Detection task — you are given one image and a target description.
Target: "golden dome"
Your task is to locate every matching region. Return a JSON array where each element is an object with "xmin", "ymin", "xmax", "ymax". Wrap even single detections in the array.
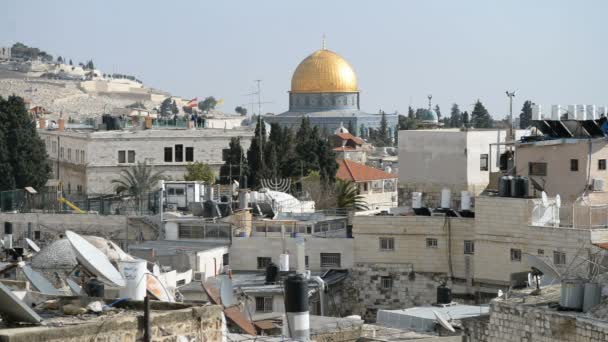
[{"xmin": 290, "ymin": 49, "xmax": 358, "ymax": 93}]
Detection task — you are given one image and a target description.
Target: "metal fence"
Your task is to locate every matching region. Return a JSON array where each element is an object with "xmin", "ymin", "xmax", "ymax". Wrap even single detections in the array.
[{"xmin": 0, "ymin": 189, "xmax": 161, "ymax": 215}]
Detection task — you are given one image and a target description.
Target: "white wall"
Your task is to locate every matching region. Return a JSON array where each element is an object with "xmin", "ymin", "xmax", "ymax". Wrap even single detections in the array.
[{"xmin": 196, "ymin": 246, "xmax": 230, "ymax": 280}]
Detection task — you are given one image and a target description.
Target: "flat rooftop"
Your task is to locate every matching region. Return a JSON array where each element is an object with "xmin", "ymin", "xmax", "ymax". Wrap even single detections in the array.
[{"xmin": 39, "ymin": 127, "xmax": 254, "ymax": 139}]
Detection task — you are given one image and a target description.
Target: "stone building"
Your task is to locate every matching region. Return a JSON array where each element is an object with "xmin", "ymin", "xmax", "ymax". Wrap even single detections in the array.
[
  {"xmin": 0, "ymin": 46, "xmax": 11, "ymax": 60},
  {"xmin": 336, "ymin": 159, "xmax": 398, "ymax": 209},
  {"xmin": 264, "ymin": 41, "xmax": 398, "ymax": 133},
  {"xmin": 38, "ymin": 121, "xmax": 253, "ymax": 194}
]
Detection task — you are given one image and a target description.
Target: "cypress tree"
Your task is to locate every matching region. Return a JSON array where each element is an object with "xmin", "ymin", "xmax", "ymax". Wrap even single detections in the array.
[
  {"xmin": 0, "ymin": 95, "xmax": 51, "ymax": 191},
  {"xmin": 246, "ymin": 116, "xmax": 268, "ymax": 187},
  {"xmin": 219, "ymin": 137, "xmax": 247, "ymax": 185},
  {"xmin": 449, "ymin": 103, "xmax": 462, "ymax": 128},
  {"xmin": 471, "ymin": 100, "xmax": 492, "ymax": 128},
  {"xmin": 519, "ymin": 100, "xmax": 532, "ymax": 129}
]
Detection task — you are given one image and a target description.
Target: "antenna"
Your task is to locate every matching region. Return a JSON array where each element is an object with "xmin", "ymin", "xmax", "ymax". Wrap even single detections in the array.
[
  {"xmin": 255, "ymin": 79, "xmax": 262, "ymax": 116},
  {"xmin": 506, "ymin": 90, "xmax": 517, "ymax": 140}
]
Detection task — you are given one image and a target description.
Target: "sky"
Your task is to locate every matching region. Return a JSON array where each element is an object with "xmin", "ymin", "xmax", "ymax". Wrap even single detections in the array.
[{"xmin": 1, "ymin": 0, "xmax": 607, "ymax": 119}]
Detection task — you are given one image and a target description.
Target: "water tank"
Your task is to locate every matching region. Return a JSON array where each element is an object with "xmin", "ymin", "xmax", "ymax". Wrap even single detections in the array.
[
  {"xmin": 436, "ymin": 285, "xmax": 452, "ymax": 304},
  {"xmin": 384, "ymin": 166, "xmax": 392, "ymax": 174},
  {"xmin": 117, "ymin": 259, "xmax": 147, "ymax": 300},
  {"xmin": 583, "ymin": 282, "xmax": 602, "ymax": 312},
  {"xmin": 560, "ymin": 279, "xmax": 584, "ymax": 310},
  {"xmin": 460, "ymin": 191, "xmax": 471, "ymax": 211},
  {"xmin": 511, "ymin": 176, "xmax": 527, "ymax": 198},
  {"xmin": 284, "ymin": 274, "xmax": 310, "ymax": 340},
  {"xmin": 499, "ymin": 176, "xmax": 513, "ymax": 197},
  {"xmin": 440, "ymin": 188, "xmax": 451, "ymax": 209},
  {"xmin": 84, "ymin": 278, "xmax": 105, "ymax": 298},
  {"xmin": 279, "ymin": 254, "xmax": 290, "ymax": 272},
  {"xmin": 551, "ymin": 104, "xmax": 562, "ymax": 120},
  {"xmin": 412, "ymin": 192, "xmax": 422, "ymax": 209},
  {"xmin": 265, "ymin": 262, "xmax": 279, "ymax": 284}
]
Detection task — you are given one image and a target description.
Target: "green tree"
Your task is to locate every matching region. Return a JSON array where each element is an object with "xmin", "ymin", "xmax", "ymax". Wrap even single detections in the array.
[
  {"xmin": 160, "ymin": 98, "xmax": 173, "ymax": 117},
  {"xmin": 0, "ymin": 96, "xmax": 51, "ymax": 191},
  {"xmin": 407, "ymin": 106, "xmax": 415, "ymax": 119},
  {"xmin": 198, "ymin": 96, "xmax": 218, "ymax": 113},
  {"xmin": 111, "ymin": 161, "xmax": 164, "ymax": 214},
  {"xmin": 316, "ymin": 135, "xmax": 338, "ymax": 184},
  {"xmin": 220, "ymin": 137, "xmax": 247, "ymax": 185},
  {"xmin": 85, "ymin": 60, "xmax": 95, "ymax": 70},
  {"xmin": 471, "ymin": 100, "xmax": 492, "ymax": 128},
  {"xmin": 184, "ymin": 162, "xmax": 215, "ymax": 183},
  {"xmin": 398, "ymin": 114, "xmax": 418, "ymax": 130},
  {"xmin": 394, "ymin": 125, "xmax": 399, "ymax": 144},
  {"xmin": 246, "ymin": 116, "xmax": 268, "ymax": 187},
  {"xmin": 376, "ymin": 110, "xmax": 390, "ymax": 147},
  {"xmin": 69, "ymin": 59, "xmax": 73, "ymax": 66},
  {"xmin": 519, "ymin": 100, "xmax": 533, "ymax": 129},
  {"xmin": 57, "ymin": 56, "xmax": 63, "ymax": 63},
  {"xmin": 171, "ymin": 100, "xmax": 179, "ymax": 115},
  {"xmin": 462, "ymin": 111, "xmax": 470, "ymax": 128},
  {"xmin": 449, "ymin": 103, "xmax": 462, "ymax": 128},
  {"xmin": 235, "ymin": 106, "xmax": 247, "ymax": 116},
  {"xmin": 335, "ymin": 180, "xmax": 368, "ymax": 211}
]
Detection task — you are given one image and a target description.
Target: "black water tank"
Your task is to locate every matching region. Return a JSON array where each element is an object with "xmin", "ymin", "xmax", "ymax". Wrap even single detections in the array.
[
  {"xmin": 284, "ymin": 274, "xmax": 308, "ymax": 313},
  {"xmin": 4, "ymin": 222, "xmax": 12, "ymax": 235},
  {"xmin": 85, "ymin": 278, "xmax": 105, "ymax": 297},
  {"xmin": 437, "ymin": 285, "xmax": 452, "ymax": 304},
  {"xmin": 511, "ymin": 176, "xmax": 528, "ymax": 198},
  {"xmin": 265, "ymin": 262, "xmax": 279, "ymax": 284},
  {"xmin": 499, "ymin": 176, "xmax": 512, "ymax": 197},
  {"xmin": 520, "ymin": 177, "xmax": 529, "ymax": 198}
]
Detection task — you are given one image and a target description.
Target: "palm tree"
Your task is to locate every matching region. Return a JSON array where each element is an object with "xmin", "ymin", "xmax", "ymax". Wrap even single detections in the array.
[
  {"xmin": 112, "ymin": 161, "xmax": 165, "ymax": 214},
  {"xmin": 335, "ymin": 180, "xmax": 368, "ymax": 211}
]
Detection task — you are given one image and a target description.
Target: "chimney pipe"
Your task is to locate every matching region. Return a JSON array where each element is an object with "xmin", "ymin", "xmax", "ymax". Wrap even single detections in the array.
[
  {"xmin": 144, "ymin": 116, "xmax": 153, "ymax": 129},
  {"xmin": 57, "ymin": 118, "xmax": 65, "ymax": 131}
]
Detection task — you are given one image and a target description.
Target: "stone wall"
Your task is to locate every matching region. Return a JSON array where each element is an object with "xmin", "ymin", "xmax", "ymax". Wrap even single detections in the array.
[
  {"xmin": 0, "ymin": 305, "xmax": 225, "ymax": 342},
  {"xmin": 463, "ymin": 301, "xmax": 608, "ymax": 342}
]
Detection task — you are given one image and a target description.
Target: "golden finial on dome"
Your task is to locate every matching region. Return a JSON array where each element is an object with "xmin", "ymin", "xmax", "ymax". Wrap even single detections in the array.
[{"xmin": 322, "ymin": 33, "xmax": 326, "ymax": 50}]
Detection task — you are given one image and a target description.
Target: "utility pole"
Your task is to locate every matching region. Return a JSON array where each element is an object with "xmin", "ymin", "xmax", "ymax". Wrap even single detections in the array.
[
  {"xmin": 506, "ymin": 90, "xmax": 517, "ymax": 140},
  {"xmin": 255, "ymin": 79, "xmax": 262, "ymax": 116}
]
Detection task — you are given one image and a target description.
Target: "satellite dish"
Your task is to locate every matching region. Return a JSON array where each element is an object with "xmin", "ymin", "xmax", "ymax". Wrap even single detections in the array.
[
  {"xmin": 65, "ymin": 231, "xmax": 126, "ymax": 287},
  {"xmin": 497, "ymin": 289, "xmax": 504, "ymax": 299},
  {"xmin": 21, "ymin": 265, "xmax": 63, "ymax": 295},
  {"xmin": 67, "ymin": 278, "xmax": 82, "ymax": 295},
  {"xmin": 146, "ymin": 273, "xmax": 174, "ymax": 302},
  {"xmin": 219, "ymin": 275, "xmax": 234, "ymax": 306},
  {"xmin": 555, "ymin": 194, "xmax": 561, "ymax": 208},
  {"xmin": 0, "ymin": 282, "xmax": 42, "ymax": 324},
  {"xmin": 433, "ymin": 310, "xmax": 455, "ymax": 333},
  {"xmin": 541, "ymin": 192, "xmax": 549, "ymax": 208},
  {"xmin": 526, "ymin": 253, "xmax": 561, "ymax": 286},
  {"xmin": 25, "ymin": 238, "xmax": 41, "ymax": 253}
]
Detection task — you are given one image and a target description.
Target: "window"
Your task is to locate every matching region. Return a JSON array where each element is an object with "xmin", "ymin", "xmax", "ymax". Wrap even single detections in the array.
[
  {"xmin": 510, "ymin": 248, "xmax": 522, "ymax": 262},
  {"xmin": 599, "ymin": 159, "xmax": 607, "ymax": 171},
  {"xmin": 118, "ymin": 150, "xmax": 126, "ymax": 163},
  {"xmin": 34, "ymin": 231, "xmax": 41, "ymax": 240},
  {"xmin": 381, "ymin": 276, "xmax": 393, "ymax": 289},
  {"xmin": 52, "ymin": 141, "xmax": 57, "ymax": 153},
  {"xmin": 480, "ymin": 154, "xmax": 488, "ymax": 171},
  {"xmin": 426, "ymin": 238, "xmax": 438, "ymax": 248},
  {"xmin": 379, "ymin": 237, "xmax": 395, "ymax": 251},
  {"xmin": 257, "ymin": 257, "xmax": 271, "ymax": 270},
  {"xmin": 128, "ymin": 150, "xmax": 135, "ymax": 163},
  {"xmin": 529, "ymin": 162, "xmax": 547, "ymax": 176},
  {"xmin": 320, "ymin": 253, "xmax": 341, "ymax": 268},
  {"xmin": 175, "ymin": 188, "xmax": 185, "ymax": 195},
  {"xmin": 554, "ymin": 251, "xmax": 566, "ymax": 265},
  {"xmin": 223, "ymin": 253, "xmax": 229, "ymax": 266},
  {"xmin": 164, "ymin": 147, "xmax": 173, "ymax": 162},
  {"xmin": 75, "ymin": 149, "xmax": 79, "ymax": 162},
  {"xmin": 81, "ymin": 150, "xmax": 85, "ymax": 163},
  {"xmin": 538, "ymin": 249, "xmax": 544, "ymax": 255},
  {"xmin": 67, "ymin": 148, "xmax": 71, "ymax": 161},
  {"xmin": 570, "ymin": 159, "xmax": 579, "ymax": 172},
  {"xmin": 305, "ymin": 256, "xmax": 309, "ymax": 269},
  {"xmin": 60, "ymin": 147, "xmax": 64, "ymax": 159},
  {"xmin": 185, "ymin": 147, "xmax": 194, "ymax": 162},
  {"xmin": 464, "ymin": 240, "xmax": 475, "ymax": 255},
  {"xmin": 175, "ymin": 144, "xmax": 183, "ymax": 162},
  {"xmin": 255, "ymin": 296, "xmax": 273, "ymax": 312}
]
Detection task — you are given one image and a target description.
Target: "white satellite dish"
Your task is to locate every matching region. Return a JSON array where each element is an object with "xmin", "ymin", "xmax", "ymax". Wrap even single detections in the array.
[
  {"xmin": 526, "ymin": 253, "xmax": 561, "ymax": 286},
  {"xmin": 219, "ymin": 275, "xmax": 234, "ymax": 306},
  {"xmin": 65, "ymin": 231, "xmax": 126, "ymax": 287},
  {"xmin": 433, "ymin": 310, "xmax": 455, "ymax": 333},
  {"xmin": 25, "ymin": 238, "xmax": 41, "ymax": 253},
  {"xmin": 541, "ymin": 191, "xmax": 549, "ymax": 208},
  {"xmin": 0, "ymin": 282, "xmax": 42, "ymax": 324},
  {"xmin": 21, "ymin": 265, "xmax": 63, "ymax": 295},
  {"xmin": 146, "ymin": 273, "xmax": 174, "ymax": 302},
  {"xmin": 555, "ymin": 194, "xmax": 561, "ymax": 208},
  {"xmin": 497, "ymin": 289, "xmax": 504, "ymax": 299},
  {"xmin": 67, "ymin": 278, "xmax": 82, "ymax": 295}
]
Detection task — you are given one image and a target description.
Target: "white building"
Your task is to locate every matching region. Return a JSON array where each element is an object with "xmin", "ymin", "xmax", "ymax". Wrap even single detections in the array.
[{"xmin": 38, "ymin": 122, "xmax": 253, "ymax": 194}]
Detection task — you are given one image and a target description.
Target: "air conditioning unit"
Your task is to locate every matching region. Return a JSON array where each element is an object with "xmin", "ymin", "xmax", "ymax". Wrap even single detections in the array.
[
  {"xmin": 193, "ymin": 272, "xmax": 204, "ymax": 281},
  {"xmin": 592, "ymin": 179, "xmax": 605, "ymax": 192},
  {"xmin": 166, "ymin": 203, "xmax": 178, "ymax": 211}
]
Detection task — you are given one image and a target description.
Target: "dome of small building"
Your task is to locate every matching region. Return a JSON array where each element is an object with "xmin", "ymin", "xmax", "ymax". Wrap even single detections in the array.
[
  {"xmin": 335, "ymin": 122, "xmax": 349, "ymax": 134},
  {"xmin": 291, "ymin": 49, "xmax": 358, "ymax": 93},
  {"xmin": 419, "ymin": 109, "xmax": 439, "ymax": 124}
]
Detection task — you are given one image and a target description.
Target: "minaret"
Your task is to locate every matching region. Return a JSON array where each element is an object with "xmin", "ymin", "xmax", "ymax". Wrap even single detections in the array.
[{"xmin": 427, "ymin": 94, "xmax": 433, "ymax": 110}]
